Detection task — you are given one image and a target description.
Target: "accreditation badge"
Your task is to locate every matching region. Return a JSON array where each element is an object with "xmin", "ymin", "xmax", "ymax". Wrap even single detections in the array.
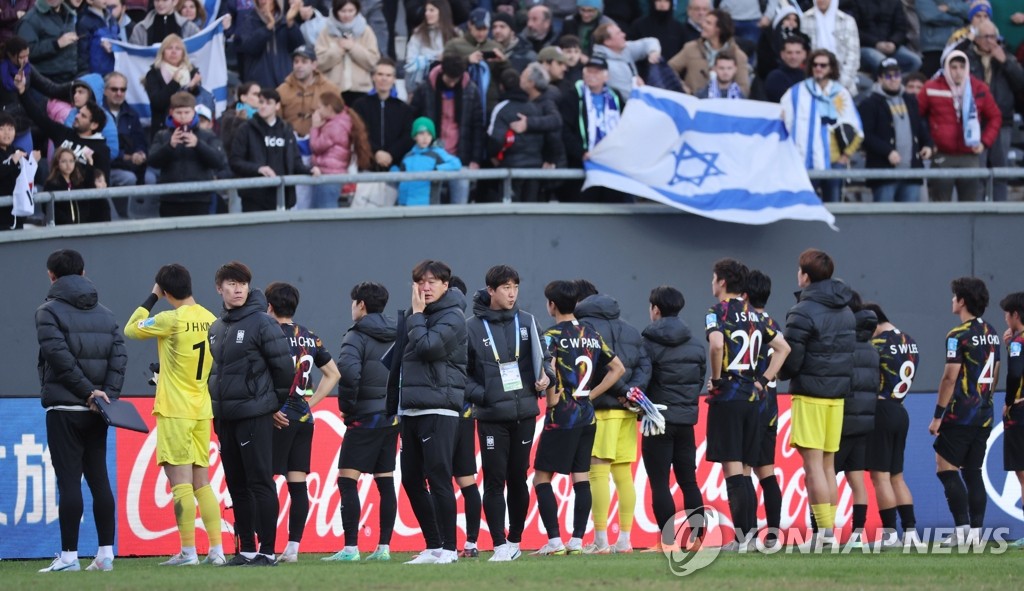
[{"xmin": 499, "ymin": 362, "xmax": 524, "ymax": 392}]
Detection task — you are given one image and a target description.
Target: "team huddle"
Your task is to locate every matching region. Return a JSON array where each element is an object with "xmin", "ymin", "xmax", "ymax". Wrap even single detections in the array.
[{"xmin": 32, "ymin": 248, "xmax": 1024, "ymax": 571}]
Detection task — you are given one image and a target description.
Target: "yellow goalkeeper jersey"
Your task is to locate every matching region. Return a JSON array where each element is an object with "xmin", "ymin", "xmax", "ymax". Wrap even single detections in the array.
[{"xmin": 126, "ymin": 304, "xmax": 216, "ymax": 420}]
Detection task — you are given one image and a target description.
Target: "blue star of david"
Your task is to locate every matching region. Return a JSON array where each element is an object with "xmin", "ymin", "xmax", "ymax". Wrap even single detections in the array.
[{"xmin": 668, "ymin": 142, "xmax": 723, "ymax": 187}]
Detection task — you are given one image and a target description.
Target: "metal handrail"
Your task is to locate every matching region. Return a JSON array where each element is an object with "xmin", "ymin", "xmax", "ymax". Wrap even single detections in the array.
[{"xmin": 2, "ymin": 167, "xmax": 1022, "ymax": 226}]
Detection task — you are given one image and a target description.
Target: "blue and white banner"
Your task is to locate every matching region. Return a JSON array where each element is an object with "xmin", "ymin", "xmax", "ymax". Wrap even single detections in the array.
[
  {"xmin": 584, "ymin": 87, "xmax": 835, "ymax": 228},
  {"xmin": 110, "ymin": 16, "xmax": 229, "ymax": 126}
]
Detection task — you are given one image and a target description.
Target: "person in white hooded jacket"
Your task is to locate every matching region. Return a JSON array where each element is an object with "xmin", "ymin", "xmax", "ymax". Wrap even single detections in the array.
[{"xmin": 800, "ymin": 0, "xmax": 860, "ymax": 95}]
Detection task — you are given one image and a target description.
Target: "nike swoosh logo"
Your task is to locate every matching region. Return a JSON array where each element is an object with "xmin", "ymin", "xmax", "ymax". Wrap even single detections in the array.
[
  {"xmin": 422, "ymin": 437, "xmax": 431, "ymax": 442},
  {"xmin": 521, "ymin": 440, "xmax": 532, "ymax": 445},
  {"xmin": 240, "ymin": 440, "xmax": 251, "ymax": 447}
]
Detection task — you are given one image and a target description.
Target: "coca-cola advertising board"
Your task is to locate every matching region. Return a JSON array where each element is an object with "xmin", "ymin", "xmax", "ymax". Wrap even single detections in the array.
[{"xmin": 1, "ymin": 395, "xmax": 1021, "ymax": 558}]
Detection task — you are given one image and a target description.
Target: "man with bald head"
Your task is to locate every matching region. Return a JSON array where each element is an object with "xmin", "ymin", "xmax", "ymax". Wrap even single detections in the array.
[
  {"xmin": 525, "ymin": 5, "xmax": 558, "ymax": 52},
  {"xmin": 683, "ymin": 0, "xmax": 710, "ymax": 45},
  {"xmin": 959, "ymin": 20, "xmax": 1024, "ymax": 201}
]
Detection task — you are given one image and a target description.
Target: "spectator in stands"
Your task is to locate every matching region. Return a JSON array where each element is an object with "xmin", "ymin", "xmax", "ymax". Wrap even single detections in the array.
[
  {"xmin": 0, "ymin": 112, "xmax": 25, "ymax": 230},
  {"xmin": 42, "ymin": 147, "xmax": 95, "ymax": 224},
  {"xmin": 946, "ymin": 0, "xmax": 991, "ymax": 49},
  {"xmin": 277, "ymin": 45, "xmax": 340, "ymax": 139},
  {"xmin": 17, "ymin": 0, "xmax": 78, "ymax": 83},
  {"xmin": 230, "ymin": 88, "xmax": 320, "ymax": 211},
  {"xmin": 764, "ymin": 32, "xmax": 809, "ymax": 102},
  {"xmin": 1, "ymin": 36, "xmax": 71, "ymax": 153},
  {"xmin": 220, "ymin": 81, "xmax": 260, "ymax": 159},
  {"xmin": 108, "ymin": 0, "xmax": 134, "ymax": 44},
  {"xmin": 491, "ymin": 12, "xmax": 536, "ymax": 73},
  {"xmin": 317, "ymin": 0, "xmax": 382, "ymax": 106},
  {"xmin": 77, "ymin": 0, "xmax": 121, "ymax": 76},
  {"xmin": 561, "ymin": 0, "xmax": 614, "ymax": 57},
  {"xmin": 445, "ymin": 8, "xmax": 510, "ymax": 118},
  {"xmin": 904, "ymin": 71, "xmax": 927, "ymax": 94},
  {"xmin": 756, "ymin": 1, "xmax": 801, "ymax": 81},
  {"xmin": 800, "ymin": 0, "xmax": 859, "ymax": 96},
  {"xmin": 144, "ymin": 34, "xmax": 202, "ymax": 140},
  {"xmin": 858, "ymin": 58, "xmax": 933, "ymax": 202},
  {"xmin": 525, "ymin": 5, "xmax": 558, "ymax": 53},
  {"xmin": 718, "ymin": 0, "xmax": 778, "ymax": 46},
  {"xmin": 129, "ymin": 0, "xmax": 200, "ymax": 45},
  {"xmin": 409, "ymin": 52, "xmax": 483, "ymax": 203},
  {"xmin": 148, "ymin": 91, "xmax": 228, "ymax": 217},
  {"xmin": 309, "ymin": 92, "xmax": 372, "ymax": 207},
  {"xmin": 845, "ymin": 0, "xmax": 922, "ymax": 76},
  {"xmin": 916, "ymin": 50, "xmax": 1001, "ymax": 201},
  {"xmin": 352, "ymin": 58, "xmax": 414, "ymax": 172},
  {"xmin": 538, "ymin": 46, "xmax": 568, "ymax": 100},
  {"xmin": 592, "ymin": 23, "xmax": 660, "ymax": 100},
  {"xmin": 0, "ymin": 0, "xmax": 33, "ymax": 43},
  {"xmin": 557, "ymin": 34, "xmax": 584, "ymax": 90},
  {"xmin": 781, "ymin": 49, "xmax": 862, "ymax": 202},
  {"xmin": 917, "ymin": 0, "xmax": 969, "ymax": 76},
  {"xmin": 958, "ymin": 20, "xmax": 1024, "ymax": 201},
  {"xmin": 519, "ymin": 61, "xmax": 566, "ymax": 161},
  {"xmin": 680, "ymin": 0, "xmax": 709, "ymax": 46},
  {"xmin": 696, "ymin": 52, "xmax": 746, "ymax": 98},
  {"xmin": 404, "ymin": 0, "xmax": 457, "ymax": 98},
  {"xmin": 177, "ymin": 0, "xmax": 207, "ymax": 27},
  {"xmin": 394, "ymin": 115, "xmax": 463, "ymax": 206},
  {"xmin": 104, "ymin": 71, "xmax": 152, "ymax": 190},
  {"xmin": 669, "ymin": 9, "xmax": 751, "ymax": 96},
  {"xmin": 287, "ymin": 0, "xmax": 323, "ymax": 46},
  {"xmin": 237, "ymin": 0, "xmax": 304, "ymax": 89},
  {"xmin": 631, "ymin": 0, "xmax": 687, "ymax": 77},
  {"xmin": 559, "ymin": 56, "xmax": 624, "ymax": 202},
  {"xmin": 63, "ymin": 75, "xmax": 120, "ymax": 171}
]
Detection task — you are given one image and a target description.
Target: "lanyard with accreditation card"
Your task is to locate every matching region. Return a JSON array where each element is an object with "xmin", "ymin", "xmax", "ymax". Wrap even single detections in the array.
[{"xmin": 482, "ymin": 315, "xmax": 523, "ymax": 392}]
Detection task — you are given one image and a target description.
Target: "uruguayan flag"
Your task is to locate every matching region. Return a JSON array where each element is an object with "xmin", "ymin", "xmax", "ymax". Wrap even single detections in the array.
[
  {"xmin": 584, "ymin": 87, "xmax": 835, "ymax": 228},
  {"xmin": 110, "ymin": 16, "xmax": 229, "ymax": 126}
]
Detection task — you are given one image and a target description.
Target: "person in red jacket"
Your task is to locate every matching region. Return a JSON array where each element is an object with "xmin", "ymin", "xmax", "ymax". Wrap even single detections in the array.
[{"xmin": 917, "ymin": 50, "xmax": 1001, "ymax": 202}]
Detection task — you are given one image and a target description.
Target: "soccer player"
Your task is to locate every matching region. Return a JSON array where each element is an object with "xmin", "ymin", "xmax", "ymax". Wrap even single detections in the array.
[
  {"xmin": 575, "ymin": 281, "xmax": 651, "ymax": 555},
  {"xmin": 36, "ymin": 249, "xmax": 126, "ymax": 573},
  {"xmin": 706, "ymin": 259, "xmax": 789, "ymax": 550},
  {"xmin": 779, "ymin": 249, "xmax": 855, "ymax": 547},
  {"xmin": 1000, "ymin": 292, "xmax": 1024, "ymax": 549},
  {"xmin": 124, "ymin": 264, "xmax": 225, "ymax": 566},
  {"xmin": 265, "ymin": 282, "xmax": 341, "ymax": 563},
  {"xmin": 397, "ymin": 260, "xmax": 468, "ymax": 565},
  {"xmin": 833, "ymin": 293, "xmax": 879, "ymax": 549},
  {"xmin": 323, "ymin": 282, "xmax": 399, "ymax": 562},
  {"xmin": 745, "ymin": 270, "xmax": 784, "ymax": 548},
  {"xmin": 533, "ymin": 280, "xmax": 625, "ymax": 556},
  {"xmin": 465, "ymin": 265, "xmax": 553, "ymax": 562},
  {"xmin": 930, "ymin": 277, "xmax": 1000, "ymax": 546},
  {"xmin": 640, "ymin": 286, "xmax": 706, "ymax": 551},
  {"xmin": 862, "ymin": 302, "xmax": 920, "ymax": 548},
  {"xmin": 207, "ymin": 262, "xmax": 295, "ymax": 566}
]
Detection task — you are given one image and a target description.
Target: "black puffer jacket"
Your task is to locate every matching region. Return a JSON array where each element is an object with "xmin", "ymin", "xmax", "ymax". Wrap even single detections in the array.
[
  {"xmin": 780, "ymin": 279, "xmax": 856, "ymax": 400},
  {"xmin": 399, "ymin": 288, "xmax": 468, "ymax": 413},
  {"xmin": 466, "ymin": 289, "xmax": 554, "ymax": 423},
  {"xmin": 36, "ymin": 275, "xmax": 126, "ymax": 408},
  {"xmin": 642, "ymin": 316, "xmax": 705, "ymax": 426},
  {"xmin": 576, "ymin": 294, "xmax": 651, "ymax": 409},
  {"xmin": 208, "ymin": 289, "xmax": 295, "ymax": 420},
  {"xmin": 337, "ymin": 312, "xmax": 397, "ymax": 422},
  {"xmin": 845, "ymin": 309, "xmax": 880, "ymax": 437},
  {"xmin": 148, "ymin": 125, "xmax": 227, "ymax": 203}
]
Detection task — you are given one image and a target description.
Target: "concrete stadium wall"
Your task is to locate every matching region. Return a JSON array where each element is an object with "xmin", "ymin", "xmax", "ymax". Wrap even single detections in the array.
[{"xmin": 0, "ymin": 203, "xmax": 1020, "ymax": 398}]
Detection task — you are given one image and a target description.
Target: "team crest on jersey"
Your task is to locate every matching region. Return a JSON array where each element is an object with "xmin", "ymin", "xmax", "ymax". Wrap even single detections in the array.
[
  {"xmin": 521, "ymin": 327, "xmax": 528, "ymax": 340},
  {"xmin": 947, "ymin": 337, "xmax": 958, "ymax": 359},
  {"xmin": 1011, "ymin": 342, "xmax": 1022, "ymax": 357},
  {"xmin": 236, "ymin": 329, "xmax": 246, "ymax": 343},
  {"xmin": 138, "ymin": 318, "xmax": 156, "ymax": 328},
  {"xmin": 705, "ymin": 313, "xmax": 717, "ymax": 330}
]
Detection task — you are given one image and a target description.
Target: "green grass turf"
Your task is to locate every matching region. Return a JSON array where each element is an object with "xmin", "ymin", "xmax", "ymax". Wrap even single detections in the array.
[{"xmin": 3, "ymin": 548, "xmax": 1022, "ymax": 591}]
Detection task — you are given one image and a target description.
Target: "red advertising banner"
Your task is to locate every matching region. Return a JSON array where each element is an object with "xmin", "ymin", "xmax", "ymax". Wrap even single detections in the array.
[{"xmin": 116, "ymin": 397, "xmax": 878, "ymax": 555}]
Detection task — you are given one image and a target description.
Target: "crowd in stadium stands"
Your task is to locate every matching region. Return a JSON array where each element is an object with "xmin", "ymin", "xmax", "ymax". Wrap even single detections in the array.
[{"xmin": 1, "ymin": 0, "xmax": 1023, "ymax": 226}]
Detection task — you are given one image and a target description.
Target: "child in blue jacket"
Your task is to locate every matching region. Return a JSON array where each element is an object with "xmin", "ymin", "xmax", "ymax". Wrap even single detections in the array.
[{"xmin": 393, "ymin": 116, "xmax": 461, "ymax": 206}]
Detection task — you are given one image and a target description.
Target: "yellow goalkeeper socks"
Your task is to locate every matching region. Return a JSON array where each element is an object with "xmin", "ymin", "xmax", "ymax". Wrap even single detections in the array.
[{"xmin": 195, "ymin": 484, "xmax": 223, "ymax": 547}]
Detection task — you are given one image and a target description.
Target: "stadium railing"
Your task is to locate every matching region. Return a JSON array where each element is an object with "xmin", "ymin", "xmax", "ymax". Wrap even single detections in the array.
[{"xmin": 1, "ymin": 167, "xmax": 1022, "ymax": 227}]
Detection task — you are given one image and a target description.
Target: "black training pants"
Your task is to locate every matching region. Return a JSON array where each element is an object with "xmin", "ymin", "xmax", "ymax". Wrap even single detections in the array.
[
  {"xmin": 401, "ymin": 414, "xmax": 458, "ymax": 551},
  {"xmin": 216, "ymin": 414, "xmax": 278, "ymax": 555}
]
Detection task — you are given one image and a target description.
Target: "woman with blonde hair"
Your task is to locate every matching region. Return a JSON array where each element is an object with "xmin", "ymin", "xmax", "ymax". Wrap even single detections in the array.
[
  {"xmin": 144, "ymin": 34, "xmax": 201, "ymax": 138},
  {"xmin": 316, "ymin": 0, "xmax": 381, "ymax": 106}
]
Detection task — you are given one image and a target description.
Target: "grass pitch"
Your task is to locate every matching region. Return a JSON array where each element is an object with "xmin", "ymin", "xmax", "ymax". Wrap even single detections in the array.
[{"xmin": 3, "ymin": 548, "xmax": 1021, "ymax": 591}]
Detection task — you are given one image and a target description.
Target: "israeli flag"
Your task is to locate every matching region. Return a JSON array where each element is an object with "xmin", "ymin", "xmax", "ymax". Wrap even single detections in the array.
[
  {"xmin": 110, "ymin": 16, "xmax": 229, "ymax": 127},
  {"xmin": 584, "ymin": 87, "xmax": 835, "ymax": 228}
]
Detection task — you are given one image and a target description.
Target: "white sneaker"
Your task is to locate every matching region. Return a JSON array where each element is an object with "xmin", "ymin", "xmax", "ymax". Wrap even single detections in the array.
[
  {"xmin": 405, "ymin": 549, "xmax": 444, "ymax": 564},
  {"xmin": 276, "ymin": 552, "xmax": 298, "ymax": 564},
  {"xmin": 85, "ymin": 557, "xmax": 113, "ymax": 571},
  {"xmin": 489, "ymin": 543, "xmax": 522, "ymax": 562},
  {"xmin": 38, "ymin": 555, "xmax": 80, "ymax": 573},
  {"xmin": 159, "ymin": 552, "xmax": 199, "ymax": 566},
  {"xmin": 201, "ymin": 552, "xmax": 227, "ymax": 566},
  {"xmin": 434, "ymin": 550, "xmax": 458, "ymax": 564},
  {"xmin": 531, "ymin": 541, "xmax": 567, "ymax": 556}
]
